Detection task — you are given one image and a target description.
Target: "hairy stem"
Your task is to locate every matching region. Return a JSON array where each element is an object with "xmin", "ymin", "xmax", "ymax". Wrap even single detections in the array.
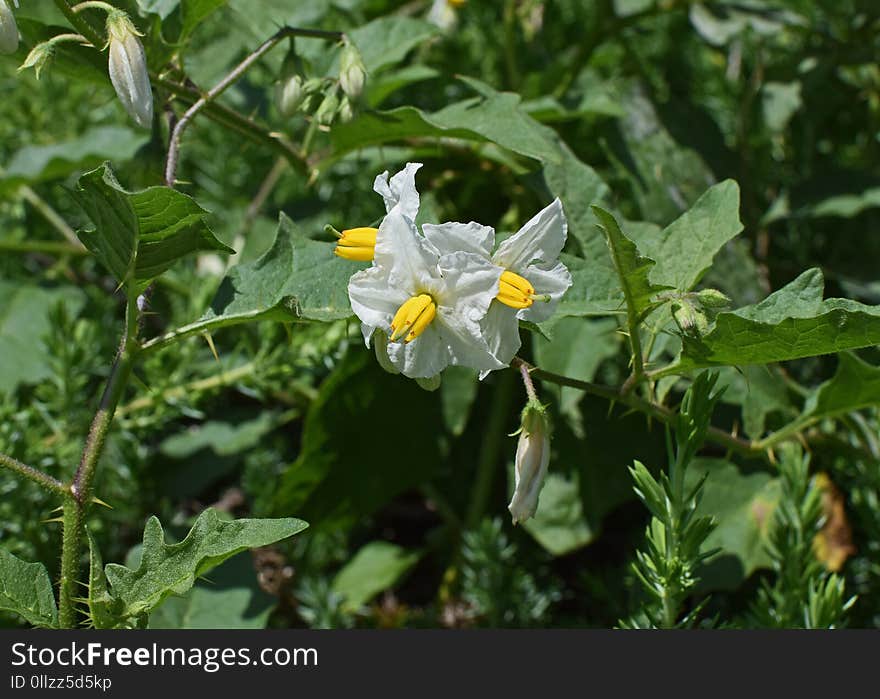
[
  {"xmin": 0, "ymin": 452, "xmax": 67, "ymax": 496},
  {"xmin": 164, "ymin": 26, "xmax": 343, "ymax": 187},
  {"xmin": 57, "ymin": 296, "xmax": 139, "ymax": 628}
]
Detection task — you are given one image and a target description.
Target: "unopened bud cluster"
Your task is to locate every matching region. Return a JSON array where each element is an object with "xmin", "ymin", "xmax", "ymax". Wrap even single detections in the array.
[
  {"xmin": 669, "ymin": 288, "xmax": 731, "ymax": 338},
  {"xmin": 275, "ymin": 37, "xmax": 365, "ymax": 127}
]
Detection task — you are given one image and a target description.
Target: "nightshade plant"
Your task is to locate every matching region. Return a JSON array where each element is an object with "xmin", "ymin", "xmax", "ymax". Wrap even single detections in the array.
[{"xmin": 0, "ymin": 0, "xmax": 877, "ymax": 629}]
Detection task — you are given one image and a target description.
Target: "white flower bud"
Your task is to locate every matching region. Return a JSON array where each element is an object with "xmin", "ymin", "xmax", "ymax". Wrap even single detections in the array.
[
  {"xmin": 508, "ymin": 400, "xmax": 551, "ymax": 525},
  {"xmin": 106, "ymin": 12, "xmax": 153, "ymax": 129},
  {"xmin": 338, "ymin": 40, "xmax": 365, "ymax": 100},
  {"xmin": 0, "ymin": 0, "xmax": 19, "ymax": 56},
  {"xmin": 276, "ymin": 74, "xmax": 305, "ymax": 117}
]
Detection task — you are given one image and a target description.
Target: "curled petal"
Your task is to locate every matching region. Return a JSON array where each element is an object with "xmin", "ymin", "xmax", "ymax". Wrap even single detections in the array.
[
  {"xmin": 479, "ymin": 302, "xmax": 522, "ymax": 379},
  {"xmin": 385, "ymin": 324, "xmax": 449, "ymax": 378},
  {"xmin": 373, "ymin": 162, "xmax": 423, "ymax": 221},
  {"xmin": 492, "ymin": 198, "xmax": 567, "ymax": 272},
  {"xmin": 373, "ymin": 206, "xmax": 440, "ymax": 294},
  {"xmin": 348, "ymin": 265, "xmax": 409, "ymax": 346},
  {"xmin": 518, "ymin": 261, "xmax": 573, "ymax": 324}
]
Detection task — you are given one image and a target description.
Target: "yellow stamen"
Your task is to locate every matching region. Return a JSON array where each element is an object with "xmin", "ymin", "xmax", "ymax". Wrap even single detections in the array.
[
  {"xmin": 390, "ymin": 294, "xmax": 436, "ymax": 343},
  {"xmin": 334, "ymin": 226, "xmax": 377, "ymax": 261},
  {"xmin": 448, "ymin": 0, "xmax": 467, "ymax": 7},
  {"xmin": 496, "ymin": 270, "xmax": 537, "ymax": 309}
]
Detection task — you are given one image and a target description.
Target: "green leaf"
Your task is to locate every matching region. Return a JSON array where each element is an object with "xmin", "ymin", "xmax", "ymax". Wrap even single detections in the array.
[
  {"xmin": 270, "ymin": 349, "xmax": 445, "ymax": 529},
  {"xmin": 592, "ymin": 206, "xmax": 670, "ymax": 322},
  {"xmin": 688, "ymin": 459, "xmax": 780, "ymax": 590},
  {"xmin": 148, "ymin": 556, "xmax": 275, "ymax": 629},
  {"xmin": 680, "ymin": 268, "xmax": 880, "ymax": 367},
  {"xmin": 1, "ymin": 127, "xmax": 147, "ymax": 193},
  {"xmin": 519, "ymin": 471, "xmax": 594, "ymax": 556},
  {"xmin": 87, "ymin": 530, "xmax": 123, "ymax": 630},
  {"xmin": 73, "ymin": 163, "xmax": 234, "ymax": 290},
  {"xmin": 803, "ymin": 353, "xmax": 880, "ymax": 420},
  {"xmin": 0, "ymin": 548, "xmax": 58, "ymax": 628},
  {"xmin": 331, "ymin": 541, "xmax": 420, "ymax": 612},
  {"xmin": 204, "ymin": 213, "xmax": 359, "ymax": 329},
  {"xmin": 0, "ymin": 282, "xmax": 85, "ymax": 395},
  {"xmin": 159, "ymin": 413, "xmax": 278, "ymax": 459},
  {"xmin": 180, "ymin": 0, "xmax": 228, "ymax": 39},
  {"xmin": 104, "ymin": 509, "xmax": 307, "ymax": 619},
  {"xmin": 348, "ymin": 17, "xmax": 437, "ymax": 74},
  {"xmin": 635, "ymin": 180, "xmax": 744, "ymax": 291}
]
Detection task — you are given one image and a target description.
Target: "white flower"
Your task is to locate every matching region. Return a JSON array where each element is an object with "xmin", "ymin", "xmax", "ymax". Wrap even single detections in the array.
[
  {"xmin": 107, "ymin": 12, "xmax": 153, "ymax": 129},
  {"xmin": 423, "ymin": 199, "xmax": 572, "ymax": 374},
  {"xmin": 509, "ymin": 400, "xmax": 551, "ymax": 525},
  {"xmin": 0, "ymin": 0, "xmax": 19, "ymax": 56},
  {"xmin": 428, "ymin": 0, "xmax": 466, "ymax": 30},
  {"xmin": 338, "ymin": 40, "xmax": 366, "ymax": 100},
  {"xmin": 348, "ymin": 205, "xmax": 504, "ymax": 378},
  {"xmin": 334, "ymin": 162, "xmax": 422, "ymax": 261}
]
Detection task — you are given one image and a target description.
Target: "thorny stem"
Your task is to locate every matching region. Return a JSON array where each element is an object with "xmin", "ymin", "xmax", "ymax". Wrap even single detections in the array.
[
  {"xmin": 58, "ymin": 295, "xmax": 140, "ymax": 628},
  {"xmin": 164, "ymin": 26, "xmax": 344, "ymax": 187},
  {"xmin": 0, "ymin": 452, "xmax": 66, "ymax": 496},
  {"xmin": 70, "ymin": 1, "xmax": 117, "ymax": 14}
]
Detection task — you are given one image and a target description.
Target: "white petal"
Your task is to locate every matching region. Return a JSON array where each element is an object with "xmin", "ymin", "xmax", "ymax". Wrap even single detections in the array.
[
  {"xmin": 436, "ymin": 307, "xmax": 506, "ymax": 373},
  {"xmin": 435, "ymin": 251, "xmax": 502, "ymax": 320},
  {"xmin": 479, "ymin": 301, "xmax": 521, "ymax": 378},
  {"xmin": 386, "ymin": 324, "xmax": 450, "ymax": 378},
  {"xmin": 422, "ymin": 221, "xmax": 495, "ymax": 258},
  {"xmin": 518, "ymin": 260, "xmax": 573, "ymax": 324},
  {"xmin": 492, "ymin": 198, "xmax": 567, "ymax": 271},
  {"xmin": 348, "ymin": 265, "xmax": 409, "ymax": 345},
  {"xmin": 373, "ymin": 162, "xmax": 423, "ymax": 221},
  {"xmin": 373, "ymin": 206, "xmax": 440, "ymax": 294}
]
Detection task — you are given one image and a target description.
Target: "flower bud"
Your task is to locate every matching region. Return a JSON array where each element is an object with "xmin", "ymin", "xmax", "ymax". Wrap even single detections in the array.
[
  {"xmin": 277, "ymin": 74, "xmax": 305, "ymax": 117},
  {"xmin": 695, "ymin": 288, "xmax": 732, "ymax": 310},
  {"xmin": 673, "ymin": 299, "xmax": 709, "ymax": 337},
  {"xmin": 106, "ymin": 12, "xmax": 153, "ymax": 129},
  {"xmin": 508, "ymin": 400, "xmax": 551, "ymax": 525},
  {"xmin": 0, "ymin": 0, "xmax": 19, "ymax": 55},
  {"xmin": 315, "ymin": 90, "xmax": 339, "ymax": 127},
  {"xmin": 338, "ymin": 96, "xmax": 354, "ymax": 123},
  {"xmin": 338, "ymin": 40, "xmax": 365, "ymax": 100}
]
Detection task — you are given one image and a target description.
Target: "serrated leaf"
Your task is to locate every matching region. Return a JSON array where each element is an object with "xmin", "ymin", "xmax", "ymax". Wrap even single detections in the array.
[
  {"xmin": 680, "ymin": 268, "xmax": 880, "ymax": 367},
  {"xmin": 73, "ymin": 163, "xmax": 234, "ymax": 290},
  {"xmin": 803, "ymin": 353, "xmax": 880, "ymax": 420},
  {"xmin": 203, "ymin": 213, "xmax": 358, "ymax": 331},
  {"xmin": 331, "ymin": 541, "xmax": 420, "ymax": 612},
  {"xmin": 0, "ymin": 548, "xmax": 58, "ymax": 628},
  {"xmin": 592, "ymin": 206, "xmax": 670, "ymax": 322},
  {"xmin": 636, "ymin": 180, "xmax": 744, "ymax": 291},
  {"xmin": 104, "ymin": 509, "xmax": 307, "ymax": 619}
]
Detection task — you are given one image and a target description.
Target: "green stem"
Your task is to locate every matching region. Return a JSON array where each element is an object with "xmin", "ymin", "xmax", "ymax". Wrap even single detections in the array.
[
  {"xmin": 53, "ymin": 0, "xmax": 104, "ymax": 47},
  {"xmin": 502, "ymin": 0, "xmax": 520, "ymax": 90},
  {"xmin": 70, "ymin": 1, "xmax": 116, "ymax": 13},
  {"xmin": 514, "ymin": 357, "xmax": 761, "ymax": 459},
  {"xmin": 0, "ymin": 240, "xmax": 86, "ymax": 256},
  {"xmin": 164, "ymin": 26, "xmax": 343, "ymax": 187},
  {"xmin": 0, "ymin": 452, "xmax": 67, "ymax": 496},
  {"xmin": 57, "ymin": 296, "xmax": 139, "ymax": 628}
]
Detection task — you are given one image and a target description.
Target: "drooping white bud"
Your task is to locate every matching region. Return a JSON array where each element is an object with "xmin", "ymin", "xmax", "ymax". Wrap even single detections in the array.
[
  {"xmin": 338, "ymin": 40, "xmax": 365, "ymax": 100},
  {"xmin": 508, "ymin": 400, "xmax": 551, "ymax": 525},
  {"xmin": 0, "ymin": 0, "xmax": 19, "ymax": 55},
  {"xmin": 106, "ymin": 12, "xmax": 153, "ymax": 129}
]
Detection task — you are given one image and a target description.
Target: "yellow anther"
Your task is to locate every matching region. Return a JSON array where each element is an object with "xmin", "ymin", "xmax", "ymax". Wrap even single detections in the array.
[
  {"xmin": 496, "ymin": 270, "xmax": 535, "ymax": 309},
  {"xmin": 448, "ymin": 0, "xmax": 467, "ymax": 7},
  {"xmin": 334, "ymin": 226, "xmax": 377, "ymax": 261},
  {"xmin": 390, "ymin": 294, "xmax": 436, "ymax": 343}
]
